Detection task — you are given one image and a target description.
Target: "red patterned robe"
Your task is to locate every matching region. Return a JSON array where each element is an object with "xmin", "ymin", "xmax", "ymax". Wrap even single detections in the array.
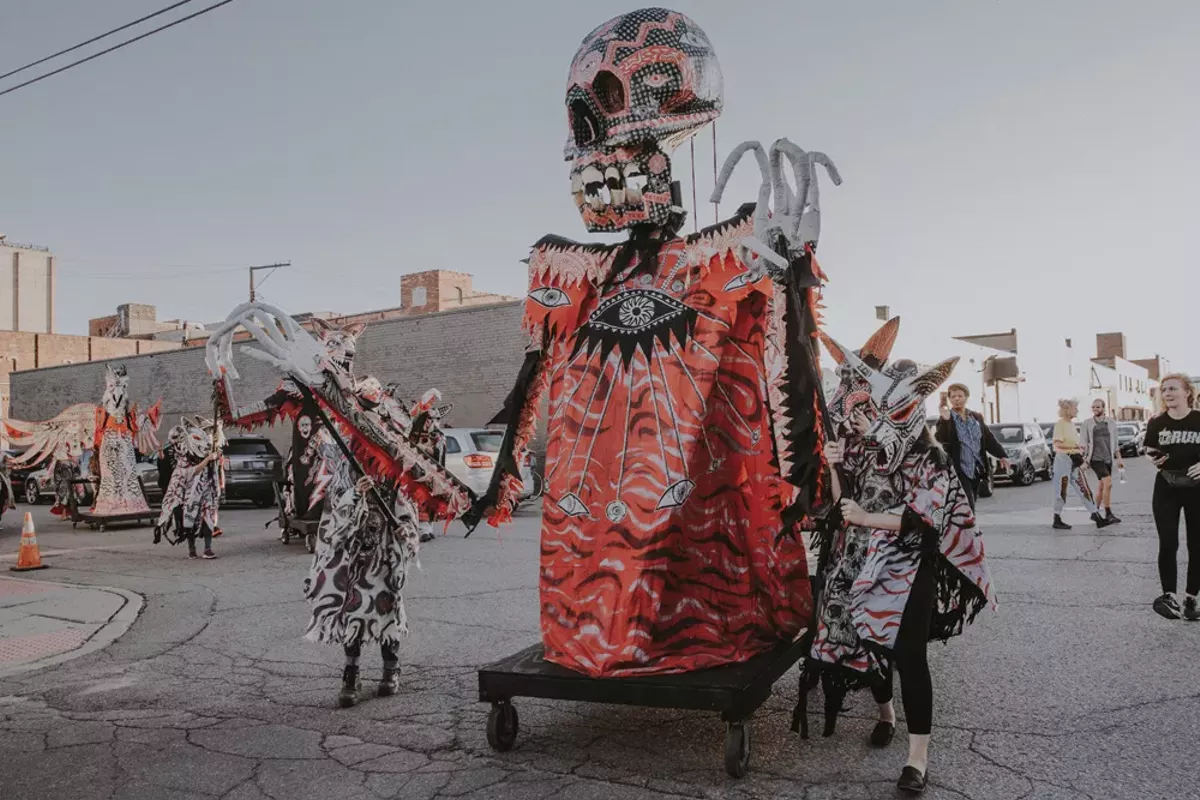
[{"xmin": 492, "ymin": 211, "xmax": 817, "ymax": 677}]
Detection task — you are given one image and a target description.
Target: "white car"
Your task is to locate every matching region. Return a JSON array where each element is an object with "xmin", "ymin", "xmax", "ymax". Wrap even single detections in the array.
[{"xmin": 442, "ymin": 427, "xmax": 540, "ymax": 502}]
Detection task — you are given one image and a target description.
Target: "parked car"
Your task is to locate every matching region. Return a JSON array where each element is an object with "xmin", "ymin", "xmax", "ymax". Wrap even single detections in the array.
[
  {"xmin": 1116, "ymin": 423, "xmax": 1145, "ymax": 457},
  {"xmin": 221, "ymin": 435, "xmax": 283, "ymax": 507},
  {"xmin": 988, "ymin": 423, "xmax": 1052, "ymax": 486},
  {"xmin": 22, "ymin": 459, "xmax": 162, "ymax": 506},
  {"xmin": 4, "ymin": 449, "xmax": 39, "ymax": 499},
  {"xmin": 443, "ymin": 427, "xmax": 539, "ymax": 501}
]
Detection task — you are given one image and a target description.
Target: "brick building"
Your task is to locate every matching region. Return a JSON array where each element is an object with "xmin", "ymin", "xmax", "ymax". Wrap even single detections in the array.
[{"xmin": 0, "ymin": 331, "xmax": 178, "ymax": 418}]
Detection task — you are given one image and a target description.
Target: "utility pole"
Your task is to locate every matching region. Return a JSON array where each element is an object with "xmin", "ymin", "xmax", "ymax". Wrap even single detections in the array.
[{"xmin": 248, "ymin": 262, "xmax": 290, "ymax": 302}]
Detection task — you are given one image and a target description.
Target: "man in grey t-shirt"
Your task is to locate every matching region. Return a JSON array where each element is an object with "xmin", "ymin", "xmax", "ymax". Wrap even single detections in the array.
[{"xmin": 1081, "ymin": 398, "xmax": 1124, "ymax": 523}]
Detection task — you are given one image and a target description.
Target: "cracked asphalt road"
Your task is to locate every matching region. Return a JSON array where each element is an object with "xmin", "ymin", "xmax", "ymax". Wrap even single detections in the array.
[{"xmin": 1, "ymin": 458, "xmax": 1195, "ymax": 799}]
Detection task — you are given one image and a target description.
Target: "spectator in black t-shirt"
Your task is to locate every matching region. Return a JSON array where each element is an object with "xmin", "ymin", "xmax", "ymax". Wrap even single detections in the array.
[{"xmin": 1144, "ymin": 374, "xmax": 1200, "ymax": 621}]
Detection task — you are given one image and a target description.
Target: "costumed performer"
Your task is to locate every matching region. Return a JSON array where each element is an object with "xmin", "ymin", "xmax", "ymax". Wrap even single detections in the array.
[
  {"xmin": 807, "ymin": 321, "xmax": 996, "ymax": 795},
  {"xmin": 208, "ymin": 308, "xmax": 474, "ymax": 707}
]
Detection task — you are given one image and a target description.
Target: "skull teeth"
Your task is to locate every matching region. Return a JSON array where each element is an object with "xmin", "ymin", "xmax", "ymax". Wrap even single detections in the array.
[{"xmin": 574, "ymin": 162, "xmax": 642, "ymax": 215}]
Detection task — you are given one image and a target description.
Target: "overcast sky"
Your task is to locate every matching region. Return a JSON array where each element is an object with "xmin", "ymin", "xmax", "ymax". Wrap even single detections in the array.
[{"xmin": 1, "ymin": 0, "xmax": 1196, "ymax": 372}]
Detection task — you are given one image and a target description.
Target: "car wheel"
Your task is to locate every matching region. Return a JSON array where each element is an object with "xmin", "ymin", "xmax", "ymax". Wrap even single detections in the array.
[
  {"xmin": 1014, "ymin": 460, "xmax": 1035, "ymax": 486},
  {"xmin": 24, "ymin": 480, "xmax": 41, "ymax": 505},
  {"xmin": 253, "ymin": 494, "xmax": 275, "ymax": 509}
]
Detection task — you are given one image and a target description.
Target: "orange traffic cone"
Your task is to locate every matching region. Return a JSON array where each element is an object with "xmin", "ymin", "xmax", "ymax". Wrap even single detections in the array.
[{"xmin": 10, "ymin": 512, "xmax": 48, "ymax": 572}]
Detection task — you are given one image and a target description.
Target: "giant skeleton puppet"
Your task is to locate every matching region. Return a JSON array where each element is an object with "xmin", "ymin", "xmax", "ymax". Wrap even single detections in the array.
[
  {"xmin": 4, "ymin": 364, "xmax": 162, "ymax": 517},
  {"xmin": 207, "ymin": 309, "xmax": 474, "ymax": 706},
  {"xmin": 469, "ymin": 8, "xmax": 842, "ymax": 678},
  {"xmin": 803, "ymin": 320, "xmax": 996, "ymax": 791}
]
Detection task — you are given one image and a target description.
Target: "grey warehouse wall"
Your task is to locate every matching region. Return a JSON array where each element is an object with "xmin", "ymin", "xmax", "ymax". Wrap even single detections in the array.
[{"xmin": 10, "ymin": 302, "xmax": 529, "ymax": 453}]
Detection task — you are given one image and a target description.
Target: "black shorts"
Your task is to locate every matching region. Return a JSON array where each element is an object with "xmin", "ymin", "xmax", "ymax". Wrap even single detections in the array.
[{"xmin": 1090, "ymin": 460, "xmax": 1112, "ymax": 479}]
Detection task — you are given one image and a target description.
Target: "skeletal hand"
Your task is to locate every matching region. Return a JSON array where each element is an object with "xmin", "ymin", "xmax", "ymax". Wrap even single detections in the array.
[
  {"xmin": 205, "ymin": 302, "xmax": 325, "ymax": 386},
  {"xmin": 710, "ymin": 138, "xmax": 841, "ymax": 283}
]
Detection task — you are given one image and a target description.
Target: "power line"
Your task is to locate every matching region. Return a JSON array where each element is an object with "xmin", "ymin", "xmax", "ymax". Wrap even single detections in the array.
[
  {"xmin": 0, "ymin": 0, "xmax": 200, "ymax": 83},
  {"xmin": 0, "ymin": 0, "xmax": 237, "ymax": 100}
]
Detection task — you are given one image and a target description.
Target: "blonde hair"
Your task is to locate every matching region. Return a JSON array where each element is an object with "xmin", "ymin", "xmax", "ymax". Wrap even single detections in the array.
[
  {"xmin": 1158, "ymin": 373, "xmax": 1198, "ymax": 411},
  {"xmin": 1057, "ymin": 397, "xmax": 1078, "ymax": 419}
]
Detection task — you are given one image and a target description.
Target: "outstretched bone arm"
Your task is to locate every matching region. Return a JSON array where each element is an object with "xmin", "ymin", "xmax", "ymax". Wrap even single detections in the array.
[
  {"xmin": 206, "ymin": 302, "xmax": 324, "ymax": 427},
  {"xmin": 711, "ymin": 137, "xmax": 841, "ymax": 282}
]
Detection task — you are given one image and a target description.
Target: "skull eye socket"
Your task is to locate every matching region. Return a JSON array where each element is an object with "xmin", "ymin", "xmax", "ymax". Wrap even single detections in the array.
[
  {"xmin": 570, "ymin": 99, "xmax": 600, "ymax": 147},
  {"xmin": 592, "ymin": 70, "xmax": 626, "ymax": 115}
]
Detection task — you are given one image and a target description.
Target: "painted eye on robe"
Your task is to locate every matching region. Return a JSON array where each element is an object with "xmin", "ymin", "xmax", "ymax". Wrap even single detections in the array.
[
  {"xmin": 655, "ymin": 479, "xmax": 696, "ymax": 510},
  {"xmin": 723, "ymin": 272, "xmax": 756, "ymax": 291},
  {"xmin": 529, "ymin": 287, "xmax": 572, "ymax": 308}
]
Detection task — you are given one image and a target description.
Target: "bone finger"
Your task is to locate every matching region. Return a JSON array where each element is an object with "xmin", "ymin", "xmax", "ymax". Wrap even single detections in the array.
[
  {"xmin": 740, "ymin": 236, "xmax": 790, "ymax": 269},
  {"xmin": 710, "ymin": 140, "xmax": 767, "ymax": 204}
]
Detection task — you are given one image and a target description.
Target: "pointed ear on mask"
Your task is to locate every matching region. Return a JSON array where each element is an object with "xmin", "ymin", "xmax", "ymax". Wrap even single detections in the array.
[
  {"xmin": 341, "ymin": 322, "xmax": 367, "ymax": 338},
  {"xmin": 911, "ymin": 357, "xmax": 960, "ymax": 398},
  {"xmin": 310, "ymin": 317, "xmax": 334, "ymax": 333},
  {"xmin": 819, "ymin": 331, "xmax": 847, "ymax": 365},
  {"xmin": 861, "ymin": 317, "xmax": 900, "ymax": 367}
]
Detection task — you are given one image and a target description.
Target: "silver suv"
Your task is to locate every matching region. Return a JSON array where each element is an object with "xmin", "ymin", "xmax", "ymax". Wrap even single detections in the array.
[{"xmin": 442, "ymin": 427, "xmax": 540, "ymax": 502}]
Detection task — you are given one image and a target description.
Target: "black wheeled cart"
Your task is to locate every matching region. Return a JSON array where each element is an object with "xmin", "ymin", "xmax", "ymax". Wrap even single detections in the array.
[
  {"xmin": 268, "ymin": 481, "xmax": 318, "ymax": 553},
  {"xmin": 478, "ymin": 633, "xmax": 809, "ymax": 778},
  {"xmin": 67, "ymin": 478, "xmax": 157, "ymax": 532}
]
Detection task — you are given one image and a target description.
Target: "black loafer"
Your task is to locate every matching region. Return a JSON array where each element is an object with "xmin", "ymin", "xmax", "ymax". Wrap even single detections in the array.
[
  {"xmin": 869, "ymin": 720, "xmax": 895, "ymax": 747},
  {"xmin": 898, "ymin": 765, "xmax": 928, "ymax": 794}
]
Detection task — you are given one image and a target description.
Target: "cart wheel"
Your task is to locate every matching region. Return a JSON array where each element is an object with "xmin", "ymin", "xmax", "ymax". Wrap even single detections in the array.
[
  {"xmin": 281, "ymin": 529, "xmax": 290, "ymax": 544},
  {"xmin": 305, "ymin": 532, "xmax": 316, "ymax": 554},
  {"xmin": 486, "ymin": 701, "xmax": 519, "ymax": 752},
  {"xmin": 97, "ymin": 523, "xmax": 107, "ymax": 533},
  {"xmin": 724, "ymin": 721, "xmax": 750, "ymax": 778}
]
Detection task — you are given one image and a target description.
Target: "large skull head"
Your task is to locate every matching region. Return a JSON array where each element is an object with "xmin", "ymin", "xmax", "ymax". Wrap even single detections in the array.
[
  {"xmin": 310, "ymin": 318, "xmax": 366, "ymax": 378},
  {"xmin": 102, "ymin": 364, "xmax": 130, "ymax": 420},
  {"xmin": 565, "ymin": 8, "xmax": 723, "ymax": 232}
]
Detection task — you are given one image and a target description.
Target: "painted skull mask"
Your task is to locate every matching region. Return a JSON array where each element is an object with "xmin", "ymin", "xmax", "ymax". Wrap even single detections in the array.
[
  {"xmin": 102, "ymin": 364, "xmax": 130, "ymax": 420},
  {"xmin": 169, "ymin": 416, "xmax": 216, "ymax": 461},
  {"xmin": 821, "ymin": 318, "xmax": 901, "ymax": 438},
  {"xmin": 833, "ymin": 350, "xmax": 958, "ymax": 475},
  {"xmin": 310, "ymin": 318, "xmax": 366, "ymax": 379},
  {"xmin": 565, "ymin": 7, "xmax": 723, "ymax": 232}
]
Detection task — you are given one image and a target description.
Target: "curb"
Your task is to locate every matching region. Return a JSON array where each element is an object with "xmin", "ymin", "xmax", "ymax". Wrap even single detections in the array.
[{"xmin": 0, "ymin": 577, "xmax": 145, "ymax": 679}]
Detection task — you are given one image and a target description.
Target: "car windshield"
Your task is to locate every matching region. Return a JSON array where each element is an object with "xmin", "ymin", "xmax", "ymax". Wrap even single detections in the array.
[
  {"xmin": 1117, "ymin": 425, "xmax": 1138, "ymax": 437},
  {"xmin": 470, "ymin": 432, "xmax": 504, "ymax": 453},
  {"xmin": 989, "ymin": 426, "xmax": 1025, "ymax": 444},
  {"xmin": 226, "ymin": 441, "xmax": 274, "ymax": 456}
]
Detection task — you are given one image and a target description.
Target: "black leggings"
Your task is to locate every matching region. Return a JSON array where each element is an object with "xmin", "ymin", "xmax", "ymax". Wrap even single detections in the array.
[
  {"xmin": 870, "ymin": 558, "xmax": 935, "ymax": 735},
  {"xmin": 1152, "ymin": 475, "xmax": 1200, "ymax": 596},
  {"xmin": 344, "ymin": 633, "xmax": 398, "ymax": 668}
]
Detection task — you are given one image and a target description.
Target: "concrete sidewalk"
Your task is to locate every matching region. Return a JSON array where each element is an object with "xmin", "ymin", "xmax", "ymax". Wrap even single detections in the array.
[{"xmin": 0, "ymin": 576, "xmax": 142, "ymax": 678}]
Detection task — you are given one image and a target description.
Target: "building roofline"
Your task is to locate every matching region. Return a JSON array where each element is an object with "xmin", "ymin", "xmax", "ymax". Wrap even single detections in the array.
[{"xmin": 12, "ymin": 299, "xmax": 525, "ymax": 377}]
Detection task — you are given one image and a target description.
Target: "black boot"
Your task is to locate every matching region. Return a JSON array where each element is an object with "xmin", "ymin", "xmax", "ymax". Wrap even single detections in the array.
[
  {"xmin": 1105, "ymin": 508, "xmax": 1122, "ymax": 524},
  {"xmin": 378, "ymin": 665, "xmax": 400, "ymax": 697},
  {"xmin": 1052, "ymin": 515, "xmax": 1072, "ymax": 530},
  {"xmin": 338, "ymin": 665, "xmax": 361, "ymax": 708},
  {"xmin": 1092, "ymin": 512, "xmax": 1114, "ymax": 529}
]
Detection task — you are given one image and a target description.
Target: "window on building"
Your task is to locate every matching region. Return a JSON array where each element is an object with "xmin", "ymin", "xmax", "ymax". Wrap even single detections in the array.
[
  {"xmin": 456, "ymin": 287, "xmax": 464, "ymax": 304},
  {"xmin": 411, "ymin": 287, "xmax": 426, "ymax": 308}
]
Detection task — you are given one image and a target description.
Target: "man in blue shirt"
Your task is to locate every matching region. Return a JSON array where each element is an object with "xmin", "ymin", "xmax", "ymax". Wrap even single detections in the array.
[{"xmin": 935, "ymin": 383, "xmax": 1009, "ymax": 508}]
